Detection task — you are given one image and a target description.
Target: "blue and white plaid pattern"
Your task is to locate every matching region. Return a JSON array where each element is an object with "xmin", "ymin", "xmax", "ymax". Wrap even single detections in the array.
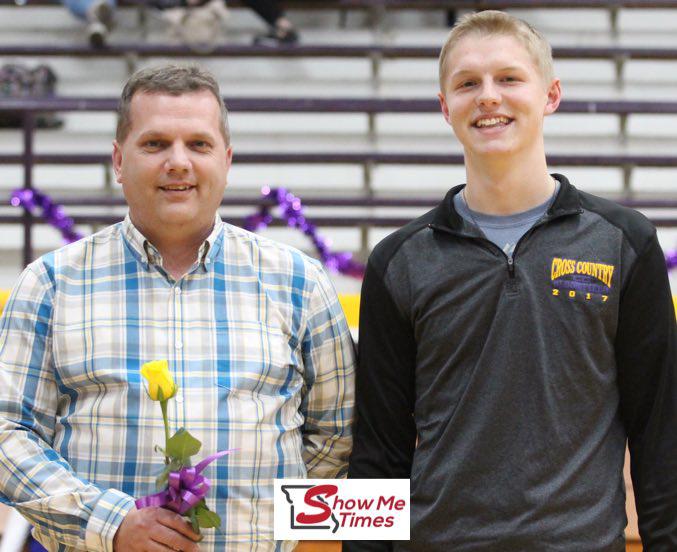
[{"xmin": 0, "ymin": 215, "xmax": 356, "ymax": 552}]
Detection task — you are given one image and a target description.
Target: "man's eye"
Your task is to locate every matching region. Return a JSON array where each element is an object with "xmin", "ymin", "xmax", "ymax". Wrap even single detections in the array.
[
  {"xmin": 143, "ymin": 141, "xmax": 163, "ymax": 149},
  {"xmin": 502, "ymin": 76, "xmax": 518, "ymax": 82},
  {"xmin": 459, "ymin": 81, "xmax": 476, "ymax": 88},
  {"xmin": 193, "ymin": 141, "xmax": 211, "ymax": 149}
]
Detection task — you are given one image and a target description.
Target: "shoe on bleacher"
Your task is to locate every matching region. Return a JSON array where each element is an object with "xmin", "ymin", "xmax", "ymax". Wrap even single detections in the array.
[
  {"xmin": 253, "ymin": 25, "xmax": 299, "ymax": 47},
  {"xmin": 86, "ymin": 0, "xmax": 114, "ymax": 48}
]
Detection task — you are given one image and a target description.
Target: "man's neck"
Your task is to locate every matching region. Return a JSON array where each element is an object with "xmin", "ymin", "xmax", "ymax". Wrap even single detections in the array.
[
  {"xmin": 463, "ymin": 150, "xmax": 554, "ymax": 215},
  {"xmin": 160, "ymin": 244, "xmax": 202, "ymax": 281},
  {"xmin": 132, "ymin": 217, "xmax": 214, "ymax": 281}
]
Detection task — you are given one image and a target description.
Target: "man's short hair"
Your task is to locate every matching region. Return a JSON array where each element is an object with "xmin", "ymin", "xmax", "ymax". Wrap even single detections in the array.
[
  {"xmin": 116, "ymin": 64, "xmax": 230, "ymax": 145},
  {"xmin": 438, "ymin": 10, "xmax": 554, "ymax": 91}
]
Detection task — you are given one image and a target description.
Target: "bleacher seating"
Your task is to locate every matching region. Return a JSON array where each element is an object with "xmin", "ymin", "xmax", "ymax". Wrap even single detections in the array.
[{"xmin": 0, "ymin": 1, "xmax": 676, "ymax": 285}]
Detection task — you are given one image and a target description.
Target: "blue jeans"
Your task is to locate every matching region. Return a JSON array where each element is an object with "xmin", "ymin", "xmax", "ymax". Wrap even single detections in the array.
[{"xmin": 61, "ymin": 0, "xmax": 115, "ymax": 20}]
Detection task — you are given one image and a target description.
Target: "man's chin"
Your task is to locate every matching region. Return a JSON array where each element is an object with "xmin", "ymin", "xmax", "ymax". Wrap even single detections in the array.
[
  {"xmin": 465, "ymin": 143, "xmax": 516, "ymax": 158},
  {"xmin": 154, "ymin": 209, "xmax": 203, "ymax": 231}
]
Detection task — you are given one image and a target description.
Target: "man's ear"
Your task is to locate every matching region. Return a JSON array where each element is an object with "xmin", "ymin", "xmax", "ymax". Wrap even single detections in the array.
[
  {"xmin": 112, "ymin": 140, "xmax": 123, "ymax": 184},
  {"xmin": 222, "ymin": 145, "xmax": 234, "ymax": 189},
  {"xmin": 544, "ymin": 78, "xmax": 562, "ymax": 116},
  {"xmin": 225, "ymin": 145, "xmax": 233, "ymax": 170},
  {"xmin": 438, "ymin": 92, "xmax": 453, "ymax": 126}
]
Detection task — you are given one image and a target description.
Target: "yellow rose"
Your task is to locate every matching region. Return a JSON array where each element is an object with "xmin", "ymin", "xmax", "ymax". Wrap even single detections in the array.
[{"xmin": 140, "ymin": 360, "xmax": 177, "ymax": 401}]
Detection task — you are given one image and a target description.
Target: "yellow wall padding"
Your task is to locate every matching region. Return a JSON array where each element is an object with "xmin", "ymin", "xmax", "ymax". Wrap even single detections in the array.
[
  {"xmin": 0, "ymin": 290, "xmax": 675, "ymax": 326},
  {"xmin": 340, "ymin": 294, "xmax": 677, "ymax": 329},
  {"xmin": 338, "ymin": 294, "xmax": 360, "ymax": 329},
  {"xmin": 0, "ymin": 289, "xmax": 9, "ymax": 316},
  {"xmin": 0, "ymin": 290, "xmax": 364, "ymax": 323}
]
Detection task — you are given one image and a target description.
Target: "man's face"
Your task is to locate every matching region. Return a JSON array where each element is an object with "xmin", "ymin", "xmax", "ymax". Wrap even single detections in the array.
[
  {"xmin": 438, "ymin": 34, "xmax": 561, "ymax": 161},
  {"xmin": 113, "ymin": 90, "xmax": 232, "ymax": 243}
]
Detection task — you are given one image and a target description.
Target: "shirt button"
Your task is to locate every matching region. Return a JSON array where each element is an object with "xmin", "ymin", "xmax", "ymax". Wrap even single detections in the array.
[
  {"xmin": 205, "ymin": 258, "xmax": 211, "ymax": 265},
  {"xmin": 175, "ymin": 341, "xmax": 183, "ymax": 349},
  {"xmin": 175, "ymin": 393, "xmax": 184, "ymax": 403},
  {"xmin": 174, "ymin": 287, "xmax": 181, "ymax": 295}
]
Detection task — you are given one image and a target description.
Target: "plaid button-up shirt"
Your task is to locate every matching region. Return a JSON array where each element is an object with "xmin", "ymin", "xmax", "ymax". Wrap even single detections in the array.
[{"xmin": 0, "ymin": 215, "xmax": 356, "ymax": 551}]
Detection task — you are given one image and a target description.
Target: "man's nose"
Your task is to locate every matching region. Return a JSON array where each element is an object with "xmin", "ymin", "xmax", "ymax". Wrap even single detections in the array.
[
  {"xmin": 166, "ymin": 142, "xmax": 191, "ymax": 172},
  {"xmin": 476, "ymin": 79, "xmax": 501, "ymax": 108}
]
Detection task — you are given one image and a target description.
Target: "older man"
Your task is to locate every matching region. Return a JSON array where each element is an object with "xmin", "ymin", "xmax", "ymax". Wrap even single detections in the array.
[{"xmin": 0, "ymin": 64, "xmax": 355, "ymax": 551}]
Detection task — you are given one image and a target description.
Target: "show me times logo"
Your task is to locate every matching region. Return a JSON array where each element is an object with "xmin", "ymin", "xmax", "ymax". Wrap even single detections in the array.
[{"xmin": 274, "ymin": 479, "xmax": 409, "ymax": 540}]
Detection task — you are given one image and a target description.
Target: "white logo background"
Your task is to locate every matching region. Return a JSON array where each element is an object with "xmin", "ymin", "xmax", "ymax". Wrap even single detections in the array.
[{"xmin": 274, "ymin": 479, "xmax": 409, "ymax": 541}]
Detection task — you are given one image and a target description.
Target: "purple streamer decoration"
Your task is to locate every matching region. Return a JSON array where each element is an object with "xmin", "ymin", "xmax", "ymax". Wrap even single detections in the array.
[
  {"xmin": 667, "ymin": 250, "xmax": 677, "ymax": 271},
  {"xmin": 10, "ymin": 188, "xmax": 83, "ymax": 244},
  {"xmin": 10, "ymin": 186, "xmax": 676, "ymax": 275},
  {"xmin": 135, "ymin": 448, "xmax": 236, "ymax": 515},
  {"xmin": 244, "ymin": 187, "xmax": 366, "ymax": 279}
]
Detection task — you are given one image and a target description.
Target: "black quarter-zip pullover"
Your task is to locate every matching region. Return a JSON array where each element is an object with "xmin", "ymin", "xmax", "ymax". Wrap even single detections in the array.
[{"xmin": 347, "ymin": 175, "xmax": 677, "ymax": 552}]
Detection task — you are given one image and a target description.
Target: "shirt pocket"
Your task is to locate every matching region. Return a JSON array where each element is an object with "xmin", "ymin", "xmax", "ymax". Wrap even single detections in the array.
[{"xmin": 213, "ymin": 320, "xmax": 301, "ymax": 398}]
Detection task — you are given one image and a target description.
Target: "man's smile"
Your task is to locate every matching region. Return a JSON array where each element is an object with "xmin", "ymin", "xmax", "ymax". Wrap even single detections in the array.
[
  {"xmin": 472, "ymin": 115, "xmax": 513, "ymax": 129},
  {"xmin": 159, "ymin": 183, "xmax": 197, "ymax": 194}
]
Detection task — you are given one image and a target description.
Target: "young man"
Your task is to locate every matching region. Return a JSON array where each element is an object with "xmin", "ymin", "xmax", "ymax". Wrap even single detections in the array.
[
  {"xmin": 0, "ymin": 64, "xmax": 355, "ymax": 551},
  {"xmin": 347, "ymin": 11, "xmax": 676, "ymax": 551}
]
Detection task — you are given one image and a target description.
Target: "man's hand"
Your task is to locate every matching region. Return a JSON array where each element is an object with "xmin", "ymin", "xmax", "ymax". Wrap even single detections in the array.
[{"xmin": 114, "ymin": 507, "xmax": 202, "ymax": 551}]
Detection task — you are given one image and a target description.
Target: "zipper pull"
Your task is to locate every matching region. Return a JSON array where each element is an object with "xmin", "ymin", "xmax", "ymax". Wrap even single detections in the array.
[{"xmin": 507, "ymin": 256, "xmax": 515, "ymax": 277}]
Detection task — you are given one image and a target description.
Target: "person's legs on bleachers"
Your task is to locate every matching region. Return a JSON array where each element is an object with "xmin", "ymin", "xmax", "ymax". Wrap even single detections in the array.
[
  {"xmin": 241, "ymin": 0, "xmax": 298, "ymax": 45},
  {"xmin": 61, "ymin": 0, "xmax": 115, "ymax": 47}
]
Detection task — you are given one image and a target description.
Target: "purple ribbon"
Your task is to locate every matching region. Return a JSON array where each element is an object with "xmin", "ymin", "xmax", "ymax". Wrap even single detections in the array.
[
  {"xmin": 135, "ymin": 449, "xmax": 236, "ymax": 515},
  {"xmin": 244, "ymin": 186, "xmax": 366, "ymax": 279},
  {"xmin": 668, "ymin": 250, "xmax": 677, "ymax": 271},
  {"xmin": 10, "ymin": 188, "xmax": 83, "ymax": 244},
  {"xmin": 9, "ymin": 186, "xmax": 677, "ymax": 274}
]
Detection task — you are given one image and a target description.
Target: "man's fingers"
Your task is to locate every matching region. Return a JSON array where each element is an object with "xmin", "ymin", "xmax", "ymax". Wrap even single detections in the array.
[
  {"xmin": 151, "ymin": 525, "xmax": 200, "ymax": 552},
  {"xmin": 146, "ymin": 540, "xmax": 177, "ymax": 552},
  {"xmin": 114, "ymin": 507, "xmax": 201, "ymax": 552},
  {"xmin": 156, "ymin": 509, "xmax": 201, "ymax": 541}
]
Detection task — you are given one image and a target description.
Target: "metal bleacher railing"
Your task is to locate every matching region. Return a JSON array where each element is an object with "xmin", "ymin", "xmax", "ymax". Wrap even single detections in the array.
[
  {"xmin": 3, "ymin": 0, "xmax": 677, "ymax": 265},
  {"xmin": 2, "ymin": 44, "xmax": 677, "ymax": 88},
  {"xmin": 5, "ymin": 0, "xmax": 677, "ymax": 84},
  {"xmin": 6, "ymin": 0, "xmax": 677, "ymax": 35},
  {"xmin": 2, "ymin": 96, "xmax": 677, "ymax": 267}
]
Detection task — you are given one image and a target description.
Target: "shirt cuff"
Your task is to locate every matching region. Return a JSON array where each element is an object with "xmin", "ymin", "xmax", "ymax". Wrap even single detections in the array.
[{"xmin": 85, "ymin": 488, "xmax": 136, "ymax": 552}]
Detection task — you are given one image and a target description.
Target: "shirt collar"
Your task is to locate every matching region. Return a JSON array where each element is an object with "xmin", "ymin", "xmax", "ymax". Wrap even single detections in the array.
[
  {"xmin": 121, "ymin": 213, "xmax": 224, "ymax": 272},
  {"xmin": 431, "ymin": 173, "xmax": 582, "ymax": 235},
  {"xmin": 200, "ymin": 215, "xmax": 224, "ymax": 271}
]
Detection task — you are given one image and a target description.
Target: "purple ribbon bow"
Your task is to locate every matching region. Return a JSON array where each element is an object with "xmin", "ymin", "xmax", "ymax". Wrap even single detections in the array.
[{"xmin": 135, "ymin": 449, "xmax": 236, "ymax": 515}]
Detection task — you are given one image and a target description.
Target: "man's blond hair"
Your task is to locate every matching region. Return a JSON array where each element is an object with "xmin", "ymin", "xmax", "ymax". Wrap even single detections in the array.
[{"xmin": 438, "ymin": 10, "xmax": 554, "ymax": 90}]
